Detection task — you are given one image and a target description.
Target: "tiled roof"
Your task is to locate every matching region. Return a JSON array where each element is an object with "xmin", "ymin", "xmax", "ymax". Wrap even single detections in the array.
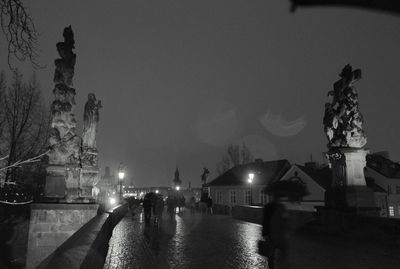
[
  {"xmin": 207, "ymin": 160, "xmax": 291, "ymax": 187},
  {"xmin": 297, "ymin": 165, "xmax": 332, "ymax": 190},
  {"xmin": 366, "ymin": 154, "xmax": 400, "ymax": 179}
]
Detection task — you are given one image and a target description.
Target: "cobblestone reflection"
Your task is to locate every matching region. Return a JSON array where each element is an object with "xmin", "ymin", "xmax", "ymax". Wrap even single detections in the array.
[{"xmin": 103, "ymin": 210, "xmax": 267, "ymax": 269}]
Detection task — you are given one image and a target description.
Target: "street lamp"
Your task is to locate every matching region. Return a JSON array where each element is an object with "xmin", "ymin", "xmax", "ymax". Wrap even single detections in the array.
[
  {"xmin": 176, "ymin": 185, "xmax": 180, "ymax": 191},
  {"xmin": 118, "ymin": 163, "xmax": 125, "ymax": 201},
  {"xmin": 248, "ymin": 173, "xmax": 254, "ymax": 205}
]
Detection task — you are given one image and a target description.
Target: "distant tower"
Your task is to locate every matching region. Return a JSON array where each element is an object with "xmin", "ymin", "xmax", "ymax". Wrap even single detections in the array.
[{"xmin": 173, "ymin": 166, "xmax": 182, "ymax": 189}]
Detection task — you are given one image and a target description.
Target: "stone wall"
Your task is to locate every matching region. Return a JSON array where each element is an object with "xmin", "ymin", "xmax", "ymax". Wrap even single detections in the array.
[
  {"xmin": 37, "ymin": 204, "xmax": 128, "ymax": 269},
  {"xmin": 26, "ymin": 203, "xmax": 99, "ymax": 269}
]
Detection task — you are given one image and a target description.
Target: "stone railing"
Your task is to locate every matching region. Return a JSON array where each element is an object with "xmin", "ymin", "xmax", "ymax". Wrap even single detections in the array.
[{"xmin": 36, "ymin": 204, "xmax": 127, "ymax": 269}]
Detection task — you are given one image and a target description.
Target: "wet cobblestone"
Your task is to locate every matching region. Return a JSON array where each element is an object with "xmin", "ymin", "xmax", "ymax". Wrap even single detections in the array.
[
  {"xmin": 103, "ymin": 210, "xmax": 267, "ymax": 269},
  {"xmin": 104, "ymin": 209, "xmax": 400, "ymax": 269}
]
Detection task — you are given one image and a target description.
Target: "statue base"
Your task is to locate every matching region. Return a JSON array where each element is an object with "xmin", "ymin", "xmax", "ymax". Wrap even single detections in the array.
[
  {"xmin": 44, "ymin": 163, "xmax": 97, "ymax": 203},
  {"xmin": 325, "ymin": 147, "xmax": 378, "ymax": 215}
]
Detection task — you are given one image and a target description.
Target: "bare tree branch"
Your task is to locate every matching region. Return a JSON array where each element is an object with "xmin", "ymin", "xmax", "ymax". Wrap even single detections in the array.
[
  {"xmin": 0, "ymin": 149, "xmax": 48, "ymax": 172},
  {"xmin": 0, "ymin": 0, "xmax": 42, "ymax": 69}
]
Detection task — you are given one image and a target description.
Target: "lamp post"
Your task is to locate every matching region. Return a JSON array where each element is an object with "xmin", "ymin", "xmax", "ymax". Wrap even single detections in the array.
[
  {"xmin": 248, "ymin": 173, "xmax": 254, "ymax": 205},
  {"xmin": 118, "ymin": 163, "xmax": 125, "ymax": 201}
]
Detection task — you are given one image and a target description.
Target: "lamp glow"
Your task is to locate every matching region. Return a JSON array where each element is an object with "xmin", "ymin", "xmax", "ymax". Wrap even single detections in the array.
[
  {"xmin": 118, "ymin": 172, "xmax": 125, "ymax": 180},
  {"xmin": 109, "ymin": 197, "xmax": 116, "ymax": 205},
  {"xmin": 248, "ymin": 173, "xmax": 254, "ymax": 183},
  {"xmin": 176, "ymin": 186, "xmax": 180, "ymax": 191}
]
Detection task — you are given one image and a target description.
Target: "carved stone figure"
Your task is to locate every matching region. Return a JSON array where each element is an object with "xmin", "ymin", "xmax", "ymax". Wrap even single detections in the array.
[
  {"xmin": 46, "ymin": 26, "xmax": 81, "ymax": 200},
  {"xmin": 82, "ymin": 93, "xmax": 102, "ymax": 149},
  {"xmin": 54, "ymin": 25, "xmax": 76, "ymax": 87},
  {"xmin": 323, "ymin": 64, "xmax": 367, "ymax": 149},
  {"xmin": 47, "ymin": 26, "xmax": 79, "ymax": 166},
  {"xmin": 201, "ymin": 167, "xmax": 210, "ymax": 186}
]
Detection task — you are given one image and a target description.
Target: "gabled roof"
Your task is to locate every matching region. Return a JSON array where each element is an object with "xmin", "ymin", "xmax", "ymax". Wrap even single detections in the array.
[
  {"xmin": 365, "ymin": 177, "xmax": 387, "ymax": 193},
  {"xmin": 366, "ymin": 154, "xmax": 400, "ymax": 179},
  {"xmin": 296, "ymin": 164, "xmax": 332, "ymax": 190},
  {"xmin": 207, "ymin": 160, "xmax": 291, "ymax": 187}
]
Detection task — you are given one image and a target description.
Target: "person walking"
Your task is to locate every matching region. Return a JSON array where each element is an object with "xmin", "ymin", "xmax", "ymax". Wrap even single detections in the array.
[
  {"xmin": 143, "ymin": 194, "xmax": 153, "ymax": 224},
  {"xmin": 154, "ymin": 195, "xmax": 164, "ymax": 224},
  {"xmin": 261, "ymin": 194, "xmax": 289, "ymax": 269},
  {"xmin": 166, "ymin": 196, "xmax": 176, "ymax": 220}
]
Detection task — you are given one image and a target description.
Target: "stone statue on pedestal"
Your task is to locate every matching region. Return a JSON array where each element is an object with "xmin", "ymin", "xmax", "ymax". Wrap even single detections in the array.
[
  {"xmin": 45, "ymin": 26, "xmax": 100, "ymax": 202},
  {"xmin": 323, "ymin": 65, "xmax": 376, "ymax": 213}
]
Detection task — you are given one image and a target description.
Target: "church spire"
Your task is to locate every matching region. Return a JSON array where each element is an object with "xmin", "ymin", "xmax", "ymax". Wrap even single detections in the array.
[{"xmin": 173, "ymin": 166, "xmax": 182, "ymax": 187}]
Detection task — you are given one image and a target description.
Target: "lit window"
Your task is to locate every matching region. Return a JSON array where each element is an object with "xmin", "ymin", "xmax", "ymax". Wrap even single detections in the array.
[
  {"xmin": 230, "ymin": 191, "xmax": 236, "ymax": 204},
  {"xmin": 389, "ymin": 206, "xmax": 395, "ymax": 217}
]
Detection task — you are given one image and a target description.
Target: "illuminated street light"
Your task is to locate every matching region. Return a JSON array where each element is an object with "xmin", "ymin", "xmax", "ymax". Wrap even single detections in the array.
[
  {"xmin": 176, "ymin": 186, "xmax": 180, "ymax": 191},
  {"xmin": 248, "ymin": 173, "xmax": 254, "ymax": 205},
  {"xmin": 118, "ymin": 163, "xmax": 125, "ymax": 201},
  {"xmin": 109, "ymin": 197, "xmax": 116, "ymax": 205},
  {"xmin": 155, "ymin": 189, "xmax": 159, "ymax": 194}
]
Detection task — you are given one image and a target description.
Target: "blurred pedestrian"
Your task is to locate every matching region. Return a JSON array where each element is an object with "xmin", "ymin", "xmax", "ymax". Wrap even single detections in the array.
[
  {"xmin": 206, "ymin": 196, "xmax": 213, "ymax": 214},
  {"xmin": 154, "ymin": 195, "xmax": 164, "ymax": 224},
  {"xmin": 189, "ymin": 196, "xmax": 196, "ymax": 214},
  {"xmin": 143, "ymin": 194, "xmax": 153, "ymax": 224},
  {"xmin": 166, "ymin": 196, "xmax": 177, "ymax": 220},
  {"xmin": 261, "ymin": 194, "xmax": 289, "ymax": 269}
]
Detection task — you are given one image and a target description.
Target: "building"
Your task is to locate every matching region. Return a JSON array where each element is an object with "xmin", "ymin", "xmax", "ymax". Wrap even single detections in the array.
[
  {"xmin": 172, "ymin": 166, "xmax": 182, "ymax": 190},
  {"xmin": 365, "ymin": 152, "xmax": 400, "ymax": 218},
  {"xmin": 279, "ymin": 163, "xmax": 330, "ymax": 211},
  {"xmin": 207, "ymin": 159, "xmax": 291, "ymax": 207}
]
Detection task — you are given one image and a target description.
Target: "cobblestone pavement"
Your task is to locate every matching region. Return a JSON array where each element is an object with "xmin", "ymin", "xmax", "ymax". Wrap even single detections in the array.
[
  {"xmin": 103, "ymin": 209, "xmax": 267, "ymax": 269},
  {"xmin": 104, "ymin": 209, "xmax": 400, "ymax": 269}
]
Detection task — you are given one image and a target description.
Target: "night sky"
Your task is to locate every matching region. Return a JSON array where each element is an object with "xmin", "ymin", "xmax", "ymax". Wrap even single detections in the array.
[{"xmin": 1, "ymin": 1, "xmax": 400, "ymax": 187}]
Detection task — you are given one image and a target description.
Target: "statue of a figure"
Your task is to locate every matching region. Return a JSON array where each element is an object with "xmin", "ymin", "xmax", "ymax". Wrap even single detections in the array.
[
  {"xmin": 82, "ymin": 93, "xmax": 102, "ymax": 149},
  {"xmin": 54, "ymin": 25, "xmax": 76, "ymax": 86},
  {"xmin": 201, "ymin": 167, "xmax": 210, "ymax": 185},
  {"xmin": 323, "ymin": 65, "xmax": 367, "ymax": 149}
]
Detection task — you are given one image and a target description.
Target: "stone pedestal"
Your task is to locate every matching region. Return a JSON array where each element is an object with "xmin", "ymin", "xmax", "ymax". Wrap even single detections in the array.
[
  {"xmin": 326, "ymin": 148, "xmax": 377, "ymax": 214},
  {"xmin": 25, "ymin": 203, "xmax": 99, "ymax": 269},
  {"xmin": 45, "ymin": 164, "xmax": 83, "ymax": 202},
  {"xmin": 44, "ymin": 165, "xmax": 67, "ymax": 198}
]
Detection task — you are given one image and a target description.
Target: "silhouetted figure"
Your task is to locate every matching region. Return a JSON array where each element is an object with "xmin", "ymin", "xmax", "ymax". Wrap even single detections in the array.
[
  {"xmin": 262, "ymin": 195, "xmax": 289, "ymax": 269},
  {"xmin": 153, "ymin": 195, "xmax": 164, "ymax": 224},
  {"xmin": 143, "ymin": 194, "xmax": 153, "ymax": 224},
  {"xmin": 206, "ymin": 196, "xmax": 213, "ymax": 214},
  {"xmin": 166, "ymin": 196, "xmax": 177, "ymax": 220},
  {"xmin": 189, "ymin": 197, "xmax": 196, "ymax": 214},
  {"xmin": 178, "ymin": 196, "xmax": 185, "ymax": 213}
]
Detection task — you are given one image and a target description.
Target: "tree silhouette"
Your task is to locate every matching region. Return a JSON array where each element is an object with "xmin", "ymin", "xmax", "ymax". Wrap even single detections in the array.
[{"xmin": 0, "ymin": 0, "xmax": 40, "ymax": 69}]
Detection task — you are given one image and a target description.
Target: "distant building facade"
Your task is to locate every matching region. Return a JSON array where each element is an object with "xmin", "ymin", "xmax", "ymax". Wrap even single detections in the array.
[
  {"xmin": 207, "ymin": 160, "xmax": 291, "ymax": 207},
  {"xmin": 365, "ymin": 152, "xmax": 400, "ymax": 218}
]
